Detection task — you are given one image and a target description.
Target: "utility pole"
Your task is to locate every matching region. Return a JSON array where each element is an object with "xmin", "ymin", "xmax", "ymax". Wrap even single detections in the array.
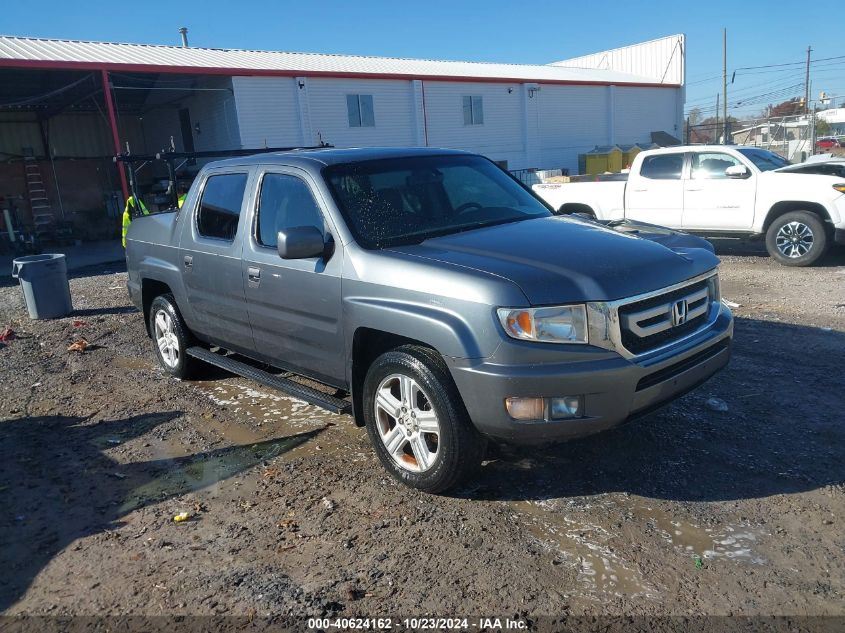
[
  {"xmin": 715, "ymin": 94, "xmax": 720, "ymax": 143},
  {"xmin": 722, "ymin": 28, "xmax": 728, "ymax": 144},
  {"xmin": 804, "ymin": 46, "xmax": 812, "ymax": 115}
]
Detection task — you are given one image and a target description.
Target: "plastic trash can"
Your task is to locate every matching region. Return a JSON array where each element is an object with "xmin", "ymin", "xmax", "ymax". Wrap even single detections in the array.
[{"xmin": 11, "ymin": 254, "xmax": 73, "ymax": 319}]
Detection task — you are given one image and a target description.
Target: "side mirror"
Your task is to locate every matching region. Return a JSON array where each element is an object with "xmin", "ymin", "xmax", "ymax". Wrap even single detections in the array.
[
  {"xmin": 276, "ymin": 226, "xmax": 325, "ymax": 259},
  {"xmin": 725, "ymin": 164, "xmax": 750, "ymax": 178}
]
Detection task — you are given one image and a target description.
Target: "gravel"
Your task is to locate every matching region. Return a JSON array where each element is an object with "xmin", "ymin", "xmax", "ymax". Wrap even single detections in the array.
[{"xmin": 1, "ymin": 243, "xmax": 843, "ymax": 619}]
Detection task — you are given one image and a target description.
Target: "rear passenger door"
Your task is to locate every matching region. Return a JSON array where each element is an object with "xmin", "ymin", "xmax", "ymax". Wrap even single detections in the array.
[
  {"xmin": 242, "ymin": 169, "xmax": 345, "ymax": 385},
  {"xmin": 625, "ymin": 152, "xmax": 685, "ymax": 228},
  {"xmin": 180, "ymin": 169, "xmax": 255, "ymax": 354}
]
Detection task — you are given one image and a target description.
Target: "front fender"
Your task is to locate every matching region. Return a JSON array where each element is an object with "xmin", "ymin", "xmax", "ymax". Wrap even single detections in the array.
[{"xmin": 343, "ymin": 295, "xmax": 498, "ymax": 363}]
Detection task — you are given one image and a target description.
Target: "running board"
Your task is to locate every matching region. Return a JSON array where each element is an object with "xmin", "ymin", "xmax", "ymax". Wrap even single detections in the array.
[{"xmin": 186, "ymin": 346, "xmax": 352, "ymax": 415}]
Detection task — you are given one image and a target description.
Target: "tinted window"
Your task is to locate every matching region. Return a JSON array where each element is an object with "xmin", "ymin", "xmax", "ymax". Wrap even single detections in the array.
[
  {"xmin": 736, "ymin": 148, "xmax": 789, "ymax": 171},
  {"xmin": 324, "ymin": 154, "xmax": 550, "ymax": 249},
  {"xmin": 257, "ymin": 174, "xmax": 324, "ymax": 248},
  {"xmin": 691, "ymin": 152, "xmax": 743, "ymax": 179},
  {"xmin": 640, "ymin": 154, "xmax": 683, "ymax": 180},
  {"xmin": 197, "ymin": 173, "xmax": 248, "ymax": 241}
]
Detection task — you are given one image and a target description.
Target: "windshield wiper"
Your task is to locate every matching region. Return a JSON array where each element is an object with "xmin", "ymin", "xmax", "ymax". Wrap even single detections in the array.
[{"xmin": 385, "ymin": 215, "xmax": 538, "ymax": 247}]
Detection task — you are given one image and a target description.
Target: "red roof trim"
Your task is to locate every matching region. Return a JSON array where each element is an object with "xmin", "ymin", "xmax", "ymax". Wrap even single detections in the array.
[{"xmin": 0, "ymin": 58, "xmax": 681, "ymax": 89}]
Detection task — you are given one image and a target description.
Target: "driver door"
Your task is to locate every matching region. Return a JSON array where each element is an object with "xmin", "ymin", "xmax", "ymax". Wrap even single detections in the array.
[
  {"xmin": 682, "ymin": 151, "xmax": 757, "ymax": 231},
  {"xmin": 242, "ymin": 168, "xmax": 345, "ymax": 385}
]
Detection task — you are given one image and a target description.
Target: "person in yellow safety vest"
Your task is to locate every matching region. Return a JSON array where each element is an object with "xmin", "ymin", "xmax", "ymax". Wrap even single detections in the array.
[
  {"xmin": 176, "ymin": 182, "xmax": 189, "ymax": 209},
  {"xmin": 121, "ymin": 194, "xmax": 149, "ymax": 248}
]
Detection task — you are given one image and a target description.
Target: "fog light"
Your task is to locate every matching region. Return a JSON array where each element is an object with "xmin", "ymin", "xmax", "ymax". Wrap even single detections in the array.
[
  {"xmin": 550, "ymin": 396, "xmax": 583, "ymax": 419},
  {"xmin": 505, "ymin": 397, "xmax": 545, "ymax": 420}
]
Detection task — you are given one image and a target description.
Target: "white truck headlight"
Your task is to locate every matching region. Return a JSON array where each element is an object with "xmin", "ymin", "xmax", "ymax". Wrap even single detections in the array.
[{"xmin": 497, "ymin": 305, "xmax": 588, "ymax": 344}]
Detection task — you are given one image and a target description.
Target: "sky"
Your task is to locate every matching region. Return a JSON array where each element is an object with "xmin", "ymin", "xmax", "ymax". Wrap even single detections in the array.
[{"xmin": 3, "ymin": 0, "xmax": 844, "ymax": 121}]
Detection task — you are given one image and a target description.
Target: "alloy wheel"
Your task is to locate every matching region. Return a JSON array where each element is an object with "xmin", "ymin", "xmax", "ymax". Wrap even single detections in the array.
[
  {"xmin": 374, "ymin": 373, "xmax": 441, "ymax": 473},
  {"xmin": 153, "ymin": 309, "xmax": 180, "ymax": 368},
  {"xmin": 775, "ymin": 221, "xmax": 814, "ymax": 258}
]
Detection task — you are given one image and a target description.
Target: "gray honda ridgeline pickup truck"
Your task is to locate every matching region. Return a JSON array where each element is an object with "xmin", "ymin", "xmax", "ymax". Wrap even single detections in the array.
[{"xmin": 126, "ymin": 147, "xmax": 733, "ymax": 493}]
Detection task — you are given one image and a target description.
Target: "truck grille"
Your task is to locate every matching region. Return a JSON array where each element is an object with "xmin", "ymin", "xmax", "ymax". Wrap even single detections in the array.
[{"xmin": 618, "ymin": 279, "xmax": 712, "ymax": 355}]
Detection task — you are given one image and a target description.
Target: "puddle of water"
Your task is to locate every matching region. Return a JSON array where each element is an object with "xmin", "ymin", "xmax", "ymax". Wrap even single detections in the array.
[
  {"xmin": 118, "ymin": 429, "xmax": 323, "ymax": 514},
  {"xmin": 196, "ymin": 382, "xmax": 337, "ymax": 431},
  {"xmin": 633, "ymin": 505, "xmax": 767, "ymax": 564},
  {"xmin": 513, "ymin": 498, "xmax": 768, "ymax": 601},
  {"xmin": 515, "ymin": 500, "xmax": 658, "ymax": 600}
]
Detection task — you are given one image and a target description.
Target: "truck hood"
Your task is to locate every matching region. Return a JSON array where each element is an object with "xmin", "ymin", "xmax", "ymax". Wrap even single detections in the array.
[{"xmin": 388, "ymin": 216, "xmax": 719, "ymax": 304}]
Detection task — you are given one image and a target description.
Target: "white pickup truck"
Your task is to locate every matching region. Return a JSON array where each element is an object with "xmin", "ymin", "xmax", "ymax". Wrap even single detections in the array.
[{"xmin": 533, "ymin": 145, "xmax": 845, "ymax": 266}]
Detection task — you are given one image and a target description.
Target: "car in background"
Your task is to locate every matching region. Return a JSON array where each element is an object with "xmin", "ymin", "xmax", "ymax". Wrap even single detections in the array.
[
  {"xmin": 532, "ymin": 145, "xmax": 845, "ymax": 267},
  {"xmin": 778, "ymin": 158, "xmax": 845, "ymax": 179},
  {"xmin": 815, "ymin": 137, "xmax": 841, "ymax": 150}
]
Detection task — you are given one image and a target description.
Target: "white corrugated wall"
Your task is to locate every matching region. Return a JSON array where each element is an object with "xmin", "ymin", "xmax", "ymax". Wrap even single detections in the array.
[
  {"xmin": 552, "ymin": 35, "xmax": 685, "ymax": 86},
  {"xmin": 141, "ymin": 76, "xmax": 239, "ymax": 155},
  {"xmin": 536, "ymin": 85, "xmax": 610, "ymax": 173},
  {"xmin": 613, "ymin": 86, "xmax": 681, "ymax": 144},
  {"xmin": 229, "ymin": 73, "xmax": 682, "ymax": 173},
  {"xmin": 231, "ymin": 76, "xmax": 301, "ymax": 148},
  {"xmin": 423, "ymin": 81, "xmax": 524, "ymax": 166},
  {"xmin": 306, "ymin": 78, "xmax": 417, "ymax": 147}
]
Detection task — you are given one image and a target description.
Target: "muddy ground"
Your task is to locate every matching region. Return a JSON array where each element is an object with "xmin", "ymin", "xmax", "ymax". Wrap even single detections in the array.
[{"xmin": 1, "ymin": 242, "xmax": 844, "ymax": 624}]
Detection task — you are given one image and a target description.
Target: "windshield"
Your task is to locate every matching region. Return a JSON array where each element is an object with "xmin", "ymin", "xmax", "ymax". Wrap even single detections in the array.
[
  {"xmin": 736, "ymin": 148, "xmax": 790, "ymax": 171},
  {"xmin": 323, "ymin": 154, "xmax": 551, "ymax": 248}
]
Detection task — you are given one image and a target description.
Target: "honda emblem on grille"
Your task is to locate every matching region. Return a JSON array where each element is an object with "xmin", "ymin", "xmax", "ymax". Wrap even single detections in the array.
[{"xmin": 671, "ymin": 300, "xmax": 688, "ymax": 326}]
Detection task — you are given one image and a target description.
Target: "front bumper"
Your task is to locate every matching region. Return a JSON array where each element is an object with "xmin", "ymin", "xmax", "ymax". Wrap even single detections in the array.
[
  {"xmin": 835, "ymin": 228, "xmax": 845, "ymax": 246},
  {"xmin": 447, "ymin": 303, "xmax": 733, "ymax": 444}
]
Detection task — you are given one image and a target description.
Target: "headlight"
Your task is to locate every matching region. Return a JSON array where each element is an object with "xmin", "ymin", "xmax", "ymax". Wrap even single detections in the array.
[
  {"xmin": 707, "ymin": 273, "xmax": 721, "ymax": 303},
  {"xmin": 497, "ymin": 304, "xmax": 588, "ymax": 344},
  {"xmin": 834, "ymin": 184, "xmax": 845, "ymax": 194}
]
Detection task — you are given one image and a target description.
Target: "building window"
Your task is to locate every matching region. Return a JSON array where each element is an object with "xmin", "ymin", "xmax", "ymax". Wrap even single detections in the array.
[
  {"xmin": 463, "ymin": 96, "xmax": 484, "ymax": 125},
  {"xmin": 347, "ymin": 94, "xmax": 375, "ymax": 127}
]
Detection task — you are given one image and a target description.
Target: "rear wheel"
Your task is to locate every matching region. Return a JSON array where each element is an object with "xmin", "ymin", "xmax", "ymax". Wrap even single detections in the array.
[
  {"xmin": 363, "ymin": 345, "xmax": 485, "ymax": 493},
  {"xmin": 149, "ymin": 294, "xmax": 201, "ymax": 379},
  {"xmin": 765, "ymin": 211, "xmax": 828, "ymax": 266}
]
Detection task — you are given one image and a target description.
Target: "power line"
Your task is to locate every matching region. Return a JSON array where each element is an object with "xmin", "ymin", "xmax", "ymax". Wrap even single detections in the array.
[{"xmin": 733, "ymin": 54, "xmax": 845, "ymax": 71}]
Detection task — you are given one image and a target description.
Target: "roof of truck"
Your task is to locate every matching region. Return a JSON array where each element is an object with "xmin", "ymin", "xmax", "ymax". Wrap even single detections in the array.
[{"xmin": 207, "ymin": 146, "xmax": 474, "ymax": 169}]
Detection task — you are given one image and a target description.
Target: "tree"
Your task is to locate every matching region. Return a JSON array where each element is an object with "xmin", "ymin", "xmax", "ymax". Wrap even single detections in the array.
[
  {"xmin": 768, "ymin": 98, "xmax": 803, "ymax": 117},
  {"xmin": 685, "ymin": 115, "xmax": 740, "ymax": 144},
  {"xmin": 688, "ymin": 107, "xmax": 703, "ymax": 127},
  {"xmin": 815, "ymin": 117, "xmax": 832, "ymax": 137}
]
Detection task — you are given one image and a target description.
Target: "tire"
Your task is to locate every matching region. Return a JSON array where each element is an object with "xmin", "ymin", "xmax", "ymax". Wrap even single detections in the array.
[
  {"xmin": 148, "ymin": 294, "xmax": 201, "ymax": 380},
  {"xmin": 362, "ymin": 345, "xmax": 485, "ymax": 493},
  {"xmin": 765, "ymin": 211, "xmax": 828, "ymax": 267}
]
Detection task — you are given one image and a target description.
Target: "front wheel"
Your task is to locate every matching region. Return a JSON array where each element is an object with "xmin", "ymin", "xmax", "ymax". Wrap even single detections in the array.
[
  {"xmin": 363, "ymin": 345, "xmax": 485, "ymax": 493},
  {"xmin": 765, "ymin": 211, "xmax": 828, "ymax": 266},
  {"xmin": 149, "ymin": 294, "xmax": 201, "ymax": 380}
]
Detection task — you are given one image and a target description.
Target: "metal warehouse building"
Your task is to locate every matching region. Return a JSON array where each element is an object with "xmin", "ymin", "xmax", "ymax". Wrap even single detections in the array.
[{"xmin": 0, "ymin": 33, "xmax": 684, "ymax": 242}]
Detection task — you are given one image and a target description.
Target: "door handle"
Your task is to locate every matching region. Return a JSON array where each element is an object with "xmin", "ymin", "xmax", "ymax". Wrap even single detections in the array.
[
  {"xmin": 631, "ymin": 188, "xmax": 648, "ymax": 192},
  {"xmin": 685, "ymin": 187, "xmax": 703, "ymax": 192},
  {"xmin": 183, "ymin": 255, "xmax": 193, "ymax": 268},
  {"xmin": 247, "ymin": 266, "xmax": 260, "ymax": 284}
]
